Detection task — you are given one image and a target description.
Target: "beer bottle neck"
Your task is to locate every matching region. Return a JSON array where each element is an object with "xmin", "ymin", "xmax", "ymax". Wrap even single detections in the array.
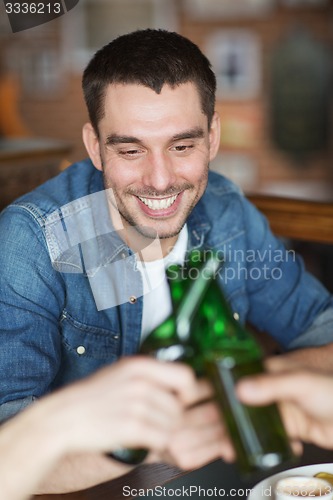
[{"xmin": 175, "ymin": 255, "xmax": 221, "ymax": 341}]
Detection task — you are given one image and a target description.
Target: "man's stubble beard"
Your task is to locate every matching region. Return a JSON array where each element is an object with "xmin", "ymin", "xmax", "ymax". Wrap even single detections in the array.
[{"xmin": 102, "ymin": 165, "xmax": 209, "ymax": 241}]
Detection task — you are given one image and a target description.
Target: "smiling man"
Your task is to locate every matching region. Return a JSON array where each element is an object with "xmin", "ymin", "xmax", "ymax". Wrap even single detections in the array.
[
  {"xmin": 0, "ymin": 29, "xmax": 332, "ymax": 494},
  {"xmin": 83, "ymin": 82, "xmax": 219, "ymax": 252}
]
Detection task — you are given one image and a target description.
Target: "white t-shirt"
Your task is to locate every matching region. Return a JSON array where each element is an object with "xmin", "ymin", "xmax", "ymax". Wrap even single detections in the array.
[{"xmin": 136, "ymin": 225, "xmax": 188, "ymax": 342}]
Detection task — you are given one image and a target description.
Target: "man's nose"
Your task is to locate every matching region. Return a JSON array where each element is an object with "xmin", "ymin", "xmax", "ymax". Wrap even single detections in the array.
[{"xmin": 142, "ymin": 152, "xmax": 176, "ymax": 192}]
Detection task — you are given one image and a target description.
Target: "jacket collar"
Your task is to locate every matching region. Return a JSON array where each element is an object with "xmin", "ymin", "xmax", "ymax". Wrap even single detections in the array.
[{"xmin": 186, "ymin": 196, "xmax": 212, "ymax": 251}]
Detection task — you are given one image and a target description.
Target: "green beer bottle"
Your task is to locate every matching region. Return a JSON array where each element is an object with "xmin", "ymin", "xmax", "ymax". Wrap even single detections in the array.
[
  {"xmin": 186, "ymin": 250, "xmax": 295, "ymax": 476},
  {"xmin": 146, "ymin": 250, "xmax": 294, "ymax": 475},
  {"xmin": 111, "ymin": 251, "xmax": 295, "ymax": 474}
]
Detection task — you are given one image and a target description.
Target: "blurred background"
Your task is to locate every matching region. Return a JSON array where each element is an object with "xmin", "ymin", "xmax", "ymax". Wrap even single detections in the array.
[
  {"xmin": 0, "ymin": 0, "xmax": 333, "ymax": 288},
  {"xmin": 1, "ymin": 0, "xmax": 333, "ymax": 192}
]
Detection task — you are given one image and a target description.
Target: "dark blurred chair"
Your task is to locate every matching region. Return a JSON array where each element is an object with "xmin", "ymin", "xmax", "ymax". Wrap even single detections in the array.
[
  {"xmin": 247, "ymin": 194, "xmax": 333, "ymax": 354},
  {"xmin": 0, "ymin": 138, "xmax": 71, "ymax": 211},
  {"xmin": 0, "ymin": 71, "xmax": 71, "ymax": 211},
  {"xmin": 248, "ymin": 194, "xmax": 333, "ymax": 244}
]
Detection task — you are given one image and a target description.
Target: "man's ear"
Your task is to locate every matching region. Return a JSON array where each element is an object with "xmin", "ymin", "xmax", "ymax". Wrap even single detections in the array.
[
  {"xmin": 209, "ymin": 112, "xmax": 221, "ymax": 162},
  {"xmin": 82, "ymin": 122, "xmax": 103, "ymax": 171}
]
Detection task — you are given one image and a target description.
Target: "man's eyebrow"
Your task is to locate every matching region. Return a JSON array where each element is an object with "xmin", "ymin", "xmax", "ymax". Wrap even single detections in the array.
[
  {"xmin": 171, "ymin": 127, "xmax": 205, "ymax": 141},
  {"xmin": 105, "ymin": 134, "xmax": 141, "ymax": 146},
  {"xmin": 105, "ymin": 127, "xmax": 205, "ymax": 146}
]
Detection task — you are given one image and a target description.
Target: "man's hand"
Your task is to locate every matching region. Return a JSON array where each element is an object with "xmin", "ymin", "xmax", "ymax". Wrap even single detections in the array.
[{"xmin": 155, "ymin": 378, "xmax": 235, "ymax": 470}]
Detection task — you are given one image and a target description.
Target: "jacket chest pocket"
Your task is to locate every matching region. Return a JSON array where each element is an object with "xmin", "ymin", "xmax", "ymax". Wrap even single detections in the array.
[{"xmin": 60, "ymin": 311, "xmax": 121, "ymax": 361}]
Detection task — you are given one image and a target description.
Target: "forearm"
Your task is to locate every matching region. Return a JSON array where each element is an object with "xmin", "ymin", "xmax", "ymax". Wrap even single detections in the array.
[
  {"xmin": 0, "ymin": 394, "xmax": 131, "ymax": 498},
  {"xmin": 267, "ymin": 342, "xmax": 333, "ymax": 373},
  {"xmin": 35, "ymin": 451, "xmax": 132, "ymax": 494},
  {"xmin": 287, "ymin": 307, "xmax": 333, "ymax": 350},
  {"xmin": 0, "ymin": 398, "xmax": 64, "ymax": 500},
  {"xmin": 31, "ymin": 393, "xmax": 132, "ymax": 495}
]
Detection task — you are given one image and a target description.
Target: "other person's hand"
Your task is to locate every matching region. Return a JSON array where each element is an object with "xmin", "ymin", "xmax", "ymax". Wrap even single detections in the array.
[
  {"xmin": 51, "ymin": 356, "xmax": 200, "ymax": 456},
  {"xmin": 237, "ymin": 368, "xmax": 333, "ymax": 452}
]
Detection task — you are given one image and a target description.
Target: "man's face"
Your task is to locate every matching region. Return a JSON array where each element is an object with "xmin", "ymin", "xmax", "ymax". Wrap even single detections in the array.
[{"xmin": 84, "ymin": 82, "xmax": 220, "ymax": 248}]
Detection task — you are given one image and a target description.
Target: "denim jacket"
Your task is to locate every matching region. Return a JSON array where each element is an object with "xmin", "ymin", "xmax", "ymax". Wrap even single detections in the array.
[{"xmin": 0, "ymin": 159, "xmax": 332, "ymax": 422}]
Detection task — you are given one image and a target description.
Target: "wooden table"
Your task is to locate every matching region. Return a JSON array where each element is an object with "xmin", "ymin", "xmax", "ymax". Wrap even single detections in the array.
[
  {"xmin": 34, "ymin": 444, "xmax": 333, "ymax": 500},
  {"xmin": 34, "ymin": 463, "xmax": 183, "ymax": 500},
  {"xmin": 0, "ymin": 137, "xmax": 71, "ymax": 210}
]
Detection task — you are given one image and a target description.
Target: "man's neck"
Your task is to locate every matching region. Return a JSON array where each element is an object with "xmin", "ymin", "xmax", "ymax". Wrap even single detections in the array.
[
  {"xmin": 122, "ymin": 227, "xmax": 178, "ymax": 262},
  {"xmin": 106, "ymin": 196, "xmax": 178, "ymax": 261}
]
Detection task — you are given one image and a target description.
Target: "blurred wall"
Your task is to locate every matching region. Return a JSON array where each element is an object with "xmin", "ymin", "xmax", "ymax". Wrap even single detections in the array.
[
  {"xmin": 1, "ymin": 0, "xmax": 333, "ymax": 195},
  {"xmin": 180, "ymin": 1, "xmax": 333, "ymax": 194}
]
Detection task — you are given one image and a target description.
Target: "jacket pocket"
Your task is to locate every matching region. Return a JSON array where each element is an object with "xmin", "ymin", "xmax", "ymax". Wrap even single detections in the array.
[{"xmin": 60, "ymin": 310, "xmax": 120, "ymax": 361}]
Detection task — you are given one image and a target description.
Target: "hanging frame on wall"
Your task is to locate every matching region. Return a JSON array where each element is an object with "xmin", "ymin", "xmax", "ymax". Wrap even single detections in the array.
[{"xmin": 205, "ymin": 30, "xmax": 262, "ymax": 101}]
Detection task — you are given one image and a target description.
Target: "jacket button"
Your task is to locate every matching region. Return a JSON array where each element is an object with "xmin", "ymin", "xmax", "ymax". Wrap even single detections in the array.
[
  {"xmin": 129, "ymin": 295, "xmax": 137, "ymax": 304},
  {"xmin": 76, "ymin": 345, "xmax": 86, "ymax": 355},
  {"xmin": 233, "ymin": 312, "xmax": 240, "ymax": 321}
]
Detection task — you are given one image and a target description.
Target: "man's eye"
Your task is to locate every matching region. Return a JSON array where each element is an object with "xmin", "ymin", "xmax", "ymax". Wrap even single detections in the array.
[
  {"xmin": 119, "ymin": 149, "xmax": 141, "ymax": 156},
  {"xmin": 172, "ymin": 145, "xmax": 194, "ymax": 152}
]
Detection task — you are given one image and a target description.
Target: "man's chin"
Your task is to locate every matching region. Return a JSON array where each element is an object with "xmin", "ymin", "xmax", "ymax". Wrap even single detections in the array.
[
  {"xmin": 133, "ymin": 225, "xmax": 181, "ymax": 241},
  {"xmin": 118, "ymin": 207, "xmax": 186, "ymax": 242}
]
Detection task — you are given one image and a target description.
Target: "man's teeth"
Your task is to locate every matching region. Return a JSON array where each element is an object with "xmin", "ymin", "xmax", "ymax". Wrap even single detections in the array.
[{"xmin": 138, "ymin": 195, "xmax": 178, "ymax": 210}]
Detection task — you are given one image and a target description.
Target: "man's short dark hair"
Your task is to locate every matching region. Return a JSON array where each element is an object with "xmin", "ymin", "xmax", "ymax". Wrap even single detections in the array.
[{"xmin": 82, "ymin": 29, "xmax": 216, "ymax": 135}]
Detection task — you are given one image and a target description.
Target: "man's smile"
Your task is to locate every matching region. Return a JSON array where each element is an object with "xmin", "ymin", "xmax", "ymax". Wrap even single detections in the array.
[
  {"xmin": 137, "ymin": 194, "xmax": 178, "ymax": 211},
  {"xmin": 134, "ymin": 191, "xmax": 185, "ymax": 218}
]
